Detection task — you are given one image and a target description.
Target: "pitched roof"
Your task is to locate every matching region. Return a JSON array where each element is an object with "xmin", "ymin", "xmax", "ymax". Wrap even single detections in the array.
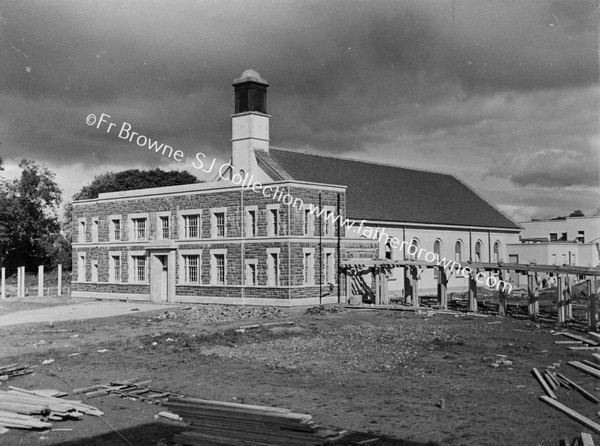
[{"xmin": 260, "ymin": 149, "xmax": 520, "ymax": 230}]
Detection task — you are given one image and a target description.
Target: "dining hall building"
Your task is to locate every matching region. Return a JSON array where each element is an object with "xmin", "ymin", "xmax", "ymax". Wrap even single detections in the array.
[{"xmin": 71, "ymin": 70, "xmax": 521, "ymax": 305}]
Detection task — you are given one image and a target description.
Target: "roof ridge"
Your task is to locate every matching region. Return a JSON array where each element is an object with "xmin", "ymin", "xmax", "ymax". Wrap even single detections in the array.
[{"xmin": 269, "ymin": 146, "xmax": 456, "ymax": 177}]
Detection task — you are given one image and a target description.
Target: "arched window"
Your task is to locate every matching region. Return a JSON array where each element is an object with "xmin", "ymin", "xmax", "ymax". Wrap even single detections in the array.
[
  {"xmin": 408, "ymin": 238, "xmax": 419, "ymax": 260},
  {"xmin": 493, "ymin": 241, "xmax": 501, "ymax": 263},
  {"xmin": 455, "ymin": 240, "xmax": 462, "ymax": 262},
  {"xmin": 433, "ymin": 239, "xmax": 442, "ymax": 279},
  {"xmin": 475, "ymin": 241, "xmax": 482, "ymax": 262}
]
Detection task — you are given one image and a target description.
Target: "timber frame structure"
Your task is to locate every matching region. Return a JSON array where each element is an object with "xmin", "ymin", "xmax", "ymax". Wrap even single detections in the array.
[{"xmin": 341, "ymin": 259, "xmax": 600, "ymax": 330}]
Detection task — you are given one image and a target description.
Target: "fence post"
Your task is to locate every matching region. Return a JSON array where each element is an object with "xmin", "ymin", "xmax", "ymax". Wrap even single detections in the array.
[
  {"xmin": 21, "ymin": 266, "xmax": 26, "ymax": 297},
  {"xmin": 38, "ymin": 265, "xmax": 44, "ymax": 297},
  {"xmin": 1, "ymin": 267, "xmax": 5, "ymax": 299},
  {"xmin": 17, "ymin": 267, "xmax": 22, "ymax": 297},
  {"xmin": 57, "ymin": 264, "xmax": 62, "ymax": 296}
]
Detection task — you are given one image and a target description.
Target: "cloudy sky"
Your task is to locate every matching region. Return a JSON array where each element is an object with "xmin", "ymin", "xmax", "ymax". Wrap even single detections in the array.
[{"xmin": 0, "ymin": 0, "xmax": 598, "ymax": 221}]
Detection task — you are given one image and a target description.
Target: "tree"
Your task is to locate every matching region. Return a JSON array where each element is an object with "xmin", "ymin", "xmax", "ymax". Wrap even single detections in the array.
[
  {"xmin": 569, "ymin": 210, "xmax": 584, "ymax": 217},
  {"xmin": 0, "ymin": 160, "xmax": 67, "ymax": 272}
]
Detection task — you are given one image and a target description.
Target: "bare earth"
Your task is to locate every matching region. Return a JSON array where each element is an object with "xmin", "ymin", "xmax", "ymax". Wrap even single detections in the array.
[{"xmin": 0, "ymin": 297, "xmax": 597, "ymax": 445}]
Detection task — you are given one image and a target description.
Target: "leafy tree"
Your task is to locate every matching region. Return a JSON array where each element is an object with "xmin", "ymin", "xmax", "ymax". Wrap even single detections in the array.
[
  {"xmin": 569, "ymin": 210, "xmax": 584, "ymax": 217},
  {"xmin": 0, "ymin": 160, "xmax": 67, "ymax": 272}
]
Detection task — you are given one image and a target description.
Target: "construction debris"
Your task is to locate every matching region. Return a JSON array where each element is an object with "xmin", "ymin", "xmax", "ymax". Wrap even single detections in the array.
[
  {"xmin": 540, "ymin": 396, "xmax": 600, "ymax": 435},
  {"xmin": 73, "ymin": 379, "xmax": 184, "ymax": 404},
  {"xmin": 0, "ymin": 364, "xmax": 33, "ymax": 381},
  {"xmin": 165, "ymin": 396, "xmax": 345, "ymax": 445},
  {"xmin": 0, "ymin": 386, "xmax": 102, "ymax": 431}
]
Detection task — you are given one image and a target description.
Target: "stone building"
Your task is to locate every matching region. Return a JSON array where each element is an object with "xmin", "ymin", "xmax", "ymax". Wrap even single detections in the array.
[{"xmin": 72, "ymin": 69, "xmax": 521, "ymax": 304}]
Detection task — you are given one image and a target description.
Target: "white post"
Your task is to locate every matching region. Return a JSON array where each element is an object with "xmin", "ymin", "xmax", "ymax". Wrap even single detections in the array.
[
  {"xmin": 1, "ymin": 267, "xmax": 5, "ymax": 299},
  {"xmin": 38, "ymin": 265, "xmax": 44, "ymax": 297},
  {"xmin": 21, "ymin": 266, "xmax": 26, "ymax": 297},
  {"xmin": 17, "ymin": 267, "xmax": 21, "ymax": 297},
  {"xmin": 57, "ymin": 264, "xmax": 62, "ymax": 296}
]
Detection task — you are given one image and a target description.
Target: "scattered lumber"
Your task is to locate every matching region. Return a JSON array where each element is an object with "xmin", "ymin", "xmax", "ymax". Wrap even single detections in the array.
[
  {"xmin": 581, "ymin": 432, "xmax": 595, "ymax": 446},
  {"xmin": 561, "ymin": 333, "xmax": 598, "ymax": 346},
  {"xmin": 555, "ymin": 341, "xmax": 584, "ymax": 345},
  {"xmin": 532, "ymin": 368, "xmax": 557, "ymax": 399},
  {"xmin": 165, "ymin": 396, "xmax": 346, "ymax": 446},
  {"xmin": 0, "ymin": 364, "xmax": 33, "ymax": 381},
  {"xmin": 569, "ymin": 347, "xmax": 600, "ymax": 351},
  {"xmin": 568, "ymin": 361, "xmax": 600, "ymax": 380},
  {"xmin": 592, "ymin": 353, "xmax": 600, "ymax": 363},
  {"xmin": 74, "ymin": 379, "xmax": 181, "ymax": 404},
  {"xmin": 589, "ymin": 332, "xmax": 600, "ymax": 342},
  {"xmin": 0, "ymin": 386, "xmax": 102, "ymax": 431},
  {"xmin": 556, "ymin": 373, "xmax": 600, "ymax": 404},
  {"xmin": 582, "ymin": 360, "xmax": 600, "ymax": 372},
  {"xmin": 540, "ymin": 396, "xmax": 600, "ymax": 434}
]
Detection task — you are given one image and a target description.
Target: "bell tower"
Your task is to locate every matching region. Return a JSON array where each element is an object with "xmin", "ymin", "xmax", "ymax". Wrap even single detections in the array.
[{"xmin": 231, "ymin": 69, "xmax": 270, "ymax": 178}]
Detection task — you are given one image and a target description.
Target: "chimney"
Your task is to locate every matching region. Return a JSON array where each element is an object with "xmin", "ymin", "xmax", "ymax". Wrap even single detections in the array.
[{"xmin": 231, "ymin": 69, "xmax": 270, "ymax": 178}]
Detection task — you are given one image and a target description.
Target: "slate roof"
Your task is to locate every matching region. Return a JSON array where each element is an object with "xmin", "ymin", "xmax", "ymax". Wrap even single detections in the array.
[{"xmin": 258, "ymin": 149, "xmax": 520, "ymax": 230}]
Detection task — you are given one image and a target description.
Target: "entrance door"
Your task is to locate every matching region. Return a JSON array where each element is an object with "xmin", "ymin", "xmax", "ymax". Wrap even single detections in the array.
[{"xmin": 150, "ymin": 253, "xmax": 171, "ymax": 302}]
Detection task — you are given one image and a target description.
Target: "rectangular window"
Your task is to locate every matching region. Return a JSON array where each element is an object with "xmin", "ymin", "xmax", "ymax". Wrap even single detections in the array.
[
  {"xmin": 245, "ymin": 260, "xmax": 257, "ymax": 286},
  {"xmin": 267, "ymin": 252, "xmax": 279, "ymax": 286},
  {"xmin": 214, "ymin": 254, "xmax": 225, "ymax": 285},
  {"xmin": 325, "ymin": 252, "xmax": 334, "ymax": 284},
  {"xmin": 578, "ymin": 230, "xmax": 585, "ymax": 243},
  {"xmin": 246, "ymin": 209, "xmax": 257, "ymax": 237},
  {"xmin": 109, "ymin": 254, "xmax": 121, "ymax": 283},
  {"xmin": 91, "ymin": 218, "xmax": 99, "ymax": 243},
  {"xmin": 303, "ymin": 251, "xmax": 314, "ymax": 285},
  {"xmin": 160, "ymin": 216, "xmax": 170, "ymax": 239},
  {"xmin": 561, "ymin": 232, "xmax": 567, "ymax": 241},
  {"xmin": 552, "ymin": 253, "xmax": 557, "ymax": 264},
  {"xmin": 324, "ymin": 210, "xmax": 334, "ymax": 237},
  {"xmin": 132, "ymin": 256, "xmax": 147, "ymax": 282},
  {"xmin": 303, "ymin": 209, "xmax": 313, "ymax": 236},
  {"xmin": 132, "ymin": 218, "xmax": 147, "ymax": 241},
  {"xmin": 214, "ymin": 212, "xmax": 226, "ymax": 238},
  {"xmin": 183, "ymin": 215, "xmax": 200, "ymax": 239},
  {"xmin": 77, "ymin": 252, "xmax": 86, "ymax": 282},
  {"xmin": 550, "ymin": 233, "xmax": 558, "ymax": 242},
  {"xmin": 111, "ymin": 219, "xmax": 121, "ymax": 241},
  {"xmin": 78, "ymin": 219, "xmax": 86, "ymax": 243},
  {"xmin": 268, "ymin": 208, "xmax": 279, "ymax": 236},
  {"xmin": 183, "ymin": 255, "xmax": 199, "ymax": 284},
  {"xmin": 91, "ymin": 260, "xmax": 98, "ymax": 282}
]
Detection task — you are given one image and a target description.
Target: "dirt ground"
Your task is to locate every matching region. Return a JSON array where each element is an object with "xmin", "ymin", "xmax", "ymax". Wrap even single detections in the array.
[{"xmin": 0, "ymin": 296, "xmax": 599, "ymax": 446}]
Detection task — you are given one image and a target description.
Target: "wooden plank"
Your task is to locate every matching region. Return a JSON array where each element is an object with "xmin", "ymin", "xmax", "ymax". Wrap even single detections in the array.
[
  {"xmin": 582, "ymin": 360, "xmax": 600, "ymax": 371},
  {"xmin": 568, "ymin": 361, "xmax": 600, "ymax": 380},
  {"xmin": 593, "ymin": 353, "xmax": 600, "ymax": 362},
  {"xmin": 588, "ymin": 332, "xmax": 600, "ymax": 342},
  {"xmin": 569, "ymin": 347, "xmax": 600, "ymax": 351},
  {"xmin": 581, "ymin": 432, "xmax": 594, "ymax": 446},
  {"xmin": 556, "ymin": 373, "xmax": 600, "ymax": 404},
  {"xmin": 531, "ymin": 368, "xmax": 557, "ymax": 399},
  {"xmin": 543, "ymin": 372, "xmax": 559, "ymax": 391},
  {"xmin": 167, "ymin": 397, "xmax": 293, "ymax": 414},
  {"xmin": 555, "ymin": 340, "xmax": 584, "ymax": 345},
  {"xmin": 539, "ymin": 396, "xmax": 600, "ymax": 434},
  {"xmin": 561, "ymin": 333, "xmax": 598, "ymax": 346}
]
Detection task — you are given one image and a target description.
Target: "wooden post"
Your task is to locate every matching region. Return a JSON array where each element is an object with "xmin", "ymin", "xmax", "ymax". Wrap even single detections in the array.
[
  {"xmin": 527, "ymin": 274, "xmax": 539, "ymax": 319},
  {"xmin": 345, "ymin": 270, "xmax": 352, "ymax": 303},
  {"xmin": 557, "ymin": 276, "xmax": 565, "ymax": 324},
  {"xmin": 21, "ymin": 267, "xmax": 26, "ymax": 297},
  {"xmin": 469, "ymin": 272, "xmax": 477, "ymax": 312},
  {"xmin": 17, "ymin": 267, "xmax": 22, "ymax": 297},
  {"xmin": 38, "ymin": 265, "xmax": 44, "ymax": 297},
  {"xmin": 565, "ymin": 274, "xmax": 573, "ymax": 320},
  {"xmin": 57, "ymin": 264, "xmax": 62, "ymax": 296},
  {"xmin": 412, "ymin": 266, "xmax": 419, "ymax": 307},
  {"xmin": 588, "ymin": 278, "xmax": 597, "ymax": 332},
  {"xmin": 1, "ymin": 267, "xmax": 5, "ymax": 299},
  {"xmin": 374, "ymin": 268, "xmax": 380, "ymax": 305},
  {"xmin": 381, "ymin": 269, "xmax": 389, "ymax": 305},
  {"xmin": 404, "ymin": 266, "xmax": 412, "ymax": 305},
  {"xmin": 498, "ymin": 270, "xmax": 506, "ymax": 316},
  {"xmin": 437, "ymin": 267, "xmax": 447, "ymax": 309}
]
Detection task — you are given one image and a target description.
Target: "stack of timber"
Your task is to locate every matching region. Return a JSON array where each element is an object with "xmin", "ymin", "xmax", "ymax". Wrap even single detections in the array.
[
  {"xmin": 74, "ymin": 379, "xmax": 184, "ymax": 404},
  {"xmin": 0, "ymin": 386, "xmax": 102, "ymax": 431},
  {"xmin": 0, "ymin": 364, "xmax": 33, "ymax": 381},
  {"xmin": 165, "ymin": 396, "xmax": 344, "ymax": 446}
]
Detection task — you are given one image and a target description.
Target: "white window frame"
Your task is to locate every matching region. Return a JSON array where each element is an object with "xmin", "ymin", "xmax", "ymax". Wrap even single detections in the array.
[
  {"xmin": 211, "ymin": 207, "xmax": 227, "ymax": 238},
  {"xmin": 267, "ymin": 248, "xmax": 280, "ymax": 286},
  {"xmin": 91, "ymin": 259, "xmax": 98, "ymax": 283},
  {"xmin": 179, "ymin": 209, "xmax": 202, "ymax": 239},
  {"xmin": 77, "ymin": 252, "xmax": 86, "ymax": 282},
  {"xmin": 128, "ymin": 250, "xmax": 148, "ymax": 283},
  {"xmin": 210, "ymin": 249, "xmax": 227, "ymax": 285},
  {"xmin": 78, "ymin": 218, "xmax": 86, "ymax": 243},
  {"xmin": 129, "ymin": 213, "xmax": 149, "ymax": 241},
  {"xmin": 109, "ymin": 215, "xmax": 122, "ymax": 242},
  {"xmin": 108, "ymin": 252, "xmax": 122, "ymax": 283},
  {"xmin": 303, "ymin": 248, "xmax": 315, "ymax": 285},
  {"xmin": 324, "ymin": 248, "xmax": 335, "ymax": 284},
  {"xmin": 178, "ymin": 249, "xmax": 202, "ymax": 284},
  {"xmin": 323, "ymin": 206, "xmax": 335, "ymax": 237},
  {"xmin": 303, "ymin": 208, "xmax": 314, "ymax": 236},
  {"xmin": 91, "ymin": 217, "xmax": 99, "ymax": 243},
  {"xmin": 157, "ymin": 211, "xmax": 171, "ymax": 240},
  {"xmin": 266, "ymin": 204, "xmax": 280, "ymax": 237},
  {"xmin": 245, "ymin": 259, "xmax": 258, "ymax": 286},
  {"xmin": 245, "ymin": 206, "xmax": 258, "ymax": 238}
]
